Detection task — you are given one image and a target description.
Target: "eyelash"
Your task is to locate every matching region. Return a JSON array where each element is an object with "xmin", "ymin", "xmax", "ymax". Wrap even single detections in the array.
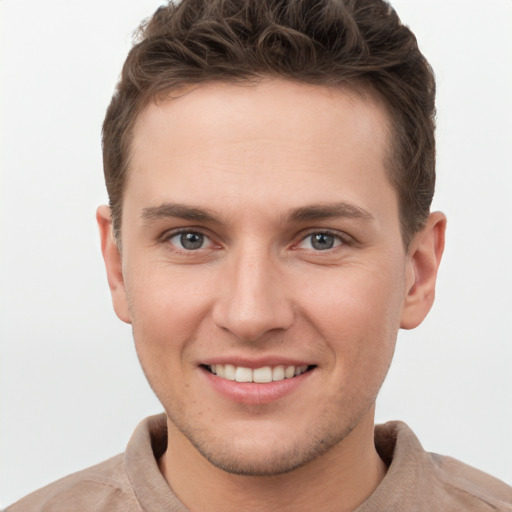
[
  {"xmin": 294, "ymin": 230, "xmax": 350, "ymax": 252},
  {"xmin": 162, "ymin": 227, "xmax": 352, "ymax": 255},
  {"xmin": 164, "ymin": 229, "xmax": 216, "ymax": 253}
]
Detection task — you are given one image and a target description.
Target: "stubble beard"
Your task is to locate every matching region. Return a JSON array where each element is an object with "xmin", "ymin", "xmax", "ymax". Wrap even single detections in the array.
[{"xmin": 163, "ymin": 400, "xmax": 368, "ymax": 478}]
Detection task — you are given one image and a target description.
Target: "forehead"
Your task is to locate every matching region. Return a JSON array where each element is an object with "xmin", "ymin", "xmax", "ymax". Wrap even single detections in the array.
[
  {"xmin": 133, "ymin": 79, "xmax": 391, "ymax": 160},
  {"xmin": 126, "ymin": 79, "xmax": 397, "ymax": 225}
]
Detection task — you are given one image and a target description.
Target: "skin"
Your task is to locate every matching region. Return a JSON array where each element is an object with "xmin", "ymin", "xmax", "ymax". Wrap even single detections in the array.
[{"xmin": 98, "ymin": 79, "xmax": 445, "ymax": 512}]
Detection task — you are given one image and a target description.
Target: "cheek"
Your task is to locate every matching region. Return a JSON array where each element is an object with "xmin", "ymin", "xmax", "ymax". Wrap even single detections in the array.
[
  {"xmin": 126, "ymin": 272, "xmax": 209, "ymax": 409},
  {"xmin": 127, "ymin": 260, "xmax": 211, "ymax": 320},
  {"xmin": 124, "ymin": 265, "xmax": 214, "ymax": 365},
  {"xmin": 305, "ymin": 263, "xmax": 404, "ymax": 328},
  {"xmin": 301, "ymin": 262, "xmax": 405, "ymax": 370}
]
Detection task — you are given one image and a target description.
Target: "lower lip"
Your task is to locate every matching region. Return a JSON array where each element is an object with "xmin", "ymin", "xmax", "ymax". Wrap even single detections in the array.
[{"xmin": 202, "ymin": 367, "xmax": 314, "ymax": 405}]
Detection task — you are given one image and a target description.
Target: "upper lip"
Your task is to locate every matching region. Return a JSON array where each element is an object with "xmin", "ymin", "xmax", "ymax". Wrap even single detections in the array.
[{"xmin": 200, "ymin": 356, "xmax": 316, "ymax": 369}]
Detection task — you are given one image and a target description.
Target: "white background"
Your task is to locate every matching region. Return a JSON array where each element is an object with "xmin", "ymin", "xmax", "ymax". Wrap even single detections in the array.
[{"xmin": 1, "ymin": 0, "xmax": 511, "ymax": 507}]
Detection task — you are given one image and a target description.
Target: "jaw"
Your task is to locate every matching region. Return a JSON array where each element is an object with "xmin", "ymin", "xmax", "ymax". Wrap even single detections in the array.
[
  {"xmin": 160, "ymin": 360, "xmax": 382, "ymax": 475},
  {"xmin": 160, "ymin": 399, "xmax": 386, "ymax": 512}
]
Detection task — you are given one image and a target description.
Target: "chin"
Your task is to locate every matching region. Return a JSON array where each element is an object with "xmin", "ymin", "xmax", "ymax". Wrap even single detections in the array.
[
  {"xmin": 172, "ymin": 413, "xmax": 356, "ymax": 477},
  {"xmin": 196, "ymin": 439, "xmax": 331, "ymax": 477}
]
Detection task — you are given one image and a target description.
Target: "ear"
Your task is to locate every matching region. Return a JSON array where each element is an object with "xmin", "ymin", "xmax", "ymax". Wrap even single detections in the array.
[
  {"xmin": 400, "ymin": 211, "xmax": 446, "ymax": 330},
  {"xmin": 96, "ymin": 205, "xmax": 131, "ymax": 324}
]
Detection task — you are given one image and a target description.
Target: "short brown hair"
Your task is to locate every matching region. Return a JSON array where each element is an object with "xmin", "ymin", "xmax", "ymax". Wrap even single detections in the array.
[{"xmin": 102, "ymin": 0, "xmax": 436, "ymax": 246}]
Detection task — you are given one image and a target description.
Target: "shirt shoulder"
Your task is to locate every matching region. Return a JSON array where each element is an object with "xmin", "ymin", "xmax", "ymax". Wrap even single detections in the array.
[
  {"xmin": 364, "ymin": 421, "xmax": 512, "ymax": 512},
  {"xmin": 5, "ymin": 453, "xmax": 142, "ymax": 512},
  {"xmin": 429, "ymin": 452, "xmax": 512, "ymax": 511}
]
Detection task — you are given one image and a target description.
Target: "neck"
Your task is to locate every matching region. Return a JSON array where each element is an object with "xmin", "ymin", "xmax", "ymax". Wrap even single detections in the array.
[{"xmin": 159, "ymin": 407, "xmax": 387, "ymax": 512}]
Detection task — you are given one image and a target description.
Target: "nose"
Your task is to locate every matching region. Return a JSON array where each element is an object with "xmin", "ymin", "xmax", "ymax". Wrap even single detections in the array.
[{"xmin": 212, "ymin": 245, "xmax": 295, "ymax": 342}]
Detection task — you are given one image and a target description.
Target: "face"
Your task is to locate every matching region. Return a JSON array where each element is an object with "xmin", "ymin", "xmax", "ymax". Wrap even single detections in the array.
[{"xmin": 102, "ymin": 79, "xmax": 429, "ymax": 476}]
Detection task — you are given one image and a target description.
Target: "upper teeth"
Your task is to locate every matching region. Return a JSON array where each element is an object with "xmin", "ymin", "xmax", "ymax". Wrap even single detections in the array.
[{"xmin": 209, "ymin": 364, "xmax": 309, "ymax": 383}]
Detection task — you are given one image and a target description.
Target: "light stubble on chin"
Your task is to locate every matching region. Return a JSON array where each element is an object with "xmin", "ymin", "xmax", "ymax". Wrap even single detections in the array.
[{"xmin": 163, "ymin": 403, "xmax": 366, "ymax": 478}]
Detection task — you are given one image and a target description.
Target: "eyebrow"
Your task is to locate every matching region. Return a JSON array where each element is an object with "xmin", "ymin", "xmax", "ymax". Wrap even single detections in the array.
[
  {"xmin": 141, "ymin": 201, "xmax": 374, "ymax": 225},
  {"xmin": 141, "ymin": 203, "xmax": 218, "ymax": 224},
  {"xmin": 284, "ymin": 202, "xmax": 375, "ymax": 224}
]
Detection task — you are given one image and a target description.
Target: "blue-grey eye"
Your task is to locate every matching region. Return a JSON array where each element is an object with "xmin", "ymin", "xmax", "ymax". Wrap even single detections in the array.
[
  {"xmin": 310, "ymin": 233, "xmax": 335, "ymax": 250},
  {"xmin": 169, "ymin": 231, "xmax": 206, "ymax": 250},
  {"xmin": 180, "ymin": 232, "xmax": 204, "ymax": 250},
  {"xmin": 298, "ymin": 232, "xmax": 343, "ymax": 251}
]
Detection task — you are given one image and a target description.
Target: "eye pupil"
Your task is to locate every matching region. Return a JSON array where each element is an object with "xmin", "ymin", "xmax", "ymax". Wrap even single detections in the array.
[
  {"xmin": 180, "ymin": 232, "xmax": 204, "ymax": 250},
  {"xmin": 311, "ymin": 233, "xmax": 335, "ymax": 250}
]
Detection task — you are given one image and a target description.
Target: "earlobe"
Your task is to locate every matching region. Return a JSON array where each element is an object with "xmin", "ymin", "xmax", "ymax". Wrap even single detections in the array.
[
  {"xmin": 400, "ymin": 212, "xmax": 446, "ymax": 330},
  {"xmin": 96, "ymin": 205, "xmax": 132, "ymax": 324}
]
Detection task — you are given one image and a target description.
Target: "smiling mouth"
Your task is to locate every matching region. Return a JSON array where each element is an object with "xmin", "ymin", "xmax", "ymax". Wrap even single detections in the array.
[{"xmin": 204, "ymin": 364, "xmax": 316, "ymax": 383}]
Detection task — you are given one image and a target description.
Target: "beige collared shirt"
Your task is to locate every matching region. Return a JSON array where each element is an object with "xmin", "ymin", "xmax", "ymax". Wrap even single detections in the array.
[{"xmin": 7, "ymin": 414, "xmax": 512, "ymax": 511}]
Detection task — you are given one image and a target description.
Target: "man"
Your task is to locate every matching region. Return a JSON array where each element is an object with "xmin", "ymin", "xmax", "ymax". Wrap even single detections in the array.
[{"xmin": 6, "ymin": 0, "xmax": 511, "ymax": 510}]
